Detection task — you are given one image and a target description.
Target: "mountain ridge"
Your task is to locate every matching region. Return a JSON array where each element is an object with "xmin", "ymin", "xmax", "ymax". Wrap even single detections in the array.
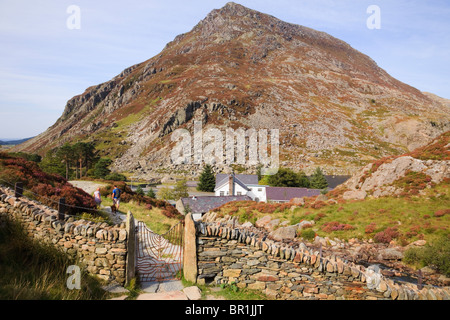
[{"xmin": 12, "ymin": 2, "xmax": 450, "ymax": 178}]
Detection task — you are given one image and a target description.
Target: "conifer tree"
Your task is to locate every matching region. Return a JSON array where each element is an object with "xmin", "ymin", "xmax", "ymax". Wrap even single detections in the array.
[
  {"xmin": 197, "ymin": 164, "xmax": 216, "ymax": 192},
  {"xmin": 147, "ymin": 187, "xmax": 156, "ymax": 198},
  {"xmin": 309, "ymin": 167, "xmax": 328, "ymax": 189}
]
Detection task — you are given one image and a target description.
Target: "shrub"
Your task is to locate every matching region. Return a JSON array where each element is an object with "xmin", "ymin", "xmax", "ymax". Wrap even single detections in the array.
[
  {"xmin": 161, "ymin": 205, "xmax": 182, "ymax": 219},
  {"xmin": 392, "ymin": 170, "xmax": 434, "ymax": 196},
  {"xmin": 300, "ymin": 228, "xmax": 316, "ymax": 241},
  {"xmin": 313, "ymin": 212, "xmax": 326, "ymax": 221},
  {"xmin": 322, "ymin": 221, "xmax": 354, "ymax": 233},
  {"xmin": 310, "ymin": 201, "xmax": 326, "ymax": 209},
  {"xmin": 365, "ymin": 222, "xmax": 377, "ymax": 234},
  {"xmin": 374, "ymin": 227, "xmax": 400, "ymax": 243},
  {"xmin": 403, "ymin": 235, "xmax": 450, "ymax": 277},
  {"xmin": 434, "ymin": 209, "xmax": 450, "ymax": 217},
  {"xmin": 105, "ymin": 172, "xmax": 127, "ymax": 181}
]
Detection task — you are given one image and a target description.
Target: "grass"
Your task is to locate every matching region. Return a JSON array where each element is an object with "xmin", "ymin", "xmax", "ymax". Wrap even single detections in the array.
[
  {"xmin": 0, "ymin": 218, "xmax": 109, "ymax": 300},
  {"xmin": 180, "ymin": 273, "xmax": 268, "ymax": 300},
  {"xmin": 213, "ymin": 182, "xmax": 450, "ymax": 245},
  {"xmin": 101, "ymin": 196, "xmax": 180, "ymax": 235}
]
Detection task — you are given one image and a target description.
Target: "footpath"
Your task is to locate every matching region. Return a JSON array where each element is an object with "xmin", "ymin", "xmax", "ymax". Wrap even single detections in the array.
[{"xmin": 106, "ymin": 280, "xmax": 223, "ymax": 300}]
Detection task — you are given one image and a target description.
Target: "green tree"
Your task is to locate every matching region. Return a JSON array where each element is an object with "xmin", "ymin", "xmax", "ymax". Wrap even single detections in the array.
[
  {"xmin": 56, "ymin": 143, "xmax": 74, "ymax": 180},
  {"xmin": 197, "ymin": 164, "xmax": 215, "ymax": 192},
  {"xmin": 73, "ymin": 142, "xmax": 84, "ymax": 179},
  {"xmin": 93, "ymin": 158, "xmax": 112, "ymax": 179},
  {"xmin": 147, "ymin": 187, "xmax": 156, "ymax": 198},
  {"xmin": 136, "ymin": 186, "xmax": 144, "ymax": 196},
  {"xmin": 40, "ymin": 149, "xmax": 66, "ymax": 177},
  {"xmin": 268, "ymin": 168, "xmax": 310, "ymax": 188},
  {"xmin": 105, "ymin": 172, "xmax": 127, "ymax": 181},
  {"xmin": 309, "ymin": 167, "xmax": 328, "ymax": 189},
  {"xmin": 80, "ymin": 142, "xmax": 96, "ymax": 177},
  {"xmin": 157, "ymin": 186, "xmax": 174, "ymax": 200},
  {"xmin": 173, "ymin": 179, "xmax": 189, "ymax": 200}
]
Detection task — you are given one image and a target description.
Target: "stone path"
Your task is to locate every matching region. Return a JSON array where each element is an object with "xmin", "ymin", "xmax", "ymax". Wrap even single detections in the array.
[
  {"xmin": 107, "ymin": 280, "xmax": 206, "ymax": 300},
  {"xmin": 106, "ymin": 280, "xmax": 226, "ymax": 300}
]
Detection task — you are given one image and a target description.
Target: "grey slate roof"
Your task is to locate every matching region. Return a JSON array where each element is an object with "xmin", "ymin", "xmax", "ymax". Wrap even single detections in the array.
[
  {"xmin": 181, "ymin": 195, "xmax": 251, "ymax": 214},
  {"xmin": 265, "ymin": 187, "xmax": 322, "ymax": 202},
  {"xmin": 215, "ymin": 174, "xmax": 251, "ymax": 192},
  {"xmin": 215, "ymin": 174, "xmax": 258, "ymax": 188}
]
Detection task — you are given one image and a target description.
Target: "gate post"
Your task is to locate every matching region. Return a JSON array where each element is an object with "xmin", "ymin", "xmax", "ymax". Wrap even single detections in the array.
[
  {"xmin": 58, "ymin": 197, "xmax": 66, "ymax": 220},
  {"xmin": 125, "ymin": 211, "xmax": 136, "ymax": 286},
  {"xmin": 14, "ymin": 182, "xmax": 23, "ymax": 198},
  {"xmin": 183, "ymin": 213, "xmax": 197, "ymax": 283}
]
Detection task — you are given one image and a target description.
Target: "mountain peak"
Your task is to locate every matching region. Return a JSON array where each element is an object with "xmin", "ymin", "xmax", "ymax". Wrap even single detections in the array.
[
  {"xmin": 12, "ymin": 2, "xmax": 450, "ymax": 178},
  {"xmin": 195, "ymin": 1, "xmax": 262, "ymax": 32},
  {"xmin": 216, "ymin": 2, "xmax": 252, "ymax": 15}
]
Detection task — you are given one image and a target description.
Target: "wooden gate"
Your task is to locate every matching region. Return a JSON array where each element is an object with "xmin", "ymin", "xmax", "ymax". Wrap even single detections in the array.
[{"xmin": 135, "ymin": 220, "xmax": 184, "ymax": 282}]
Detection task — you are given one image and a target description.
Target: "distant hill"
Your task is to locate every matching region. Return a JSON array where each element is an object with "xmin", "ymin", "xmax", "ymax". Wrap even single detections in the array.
[{"xmin": 0, "ymin": 137, "xmax": 34, "ymax": 146}]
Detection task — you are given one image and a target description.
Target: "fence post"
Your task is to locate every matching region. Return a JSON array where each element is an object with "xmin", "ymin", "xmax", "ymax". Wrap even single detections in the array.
[
  {"xmin": 183, "ymin": 213, "xmax": 198, "ymax": 283},
  {"xmin": 125, "ymin": 211, "xmax": 136, "ymax": 287},
  {"xmin": 14, "ymin": 182, "xmax": 23, "ymax": 198},
  {"xmin": 58, "ymin": 197, "xmax": 66, "ymax": 220},
  {"xmin": 417, "ymin": 270, "xmax": 423, "ymax": 290}
]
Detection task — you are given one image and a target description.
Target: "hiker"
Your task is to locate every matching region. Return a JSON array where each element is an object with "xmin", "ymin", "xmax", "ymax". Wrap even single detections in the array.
[
  {"xmin": 112, "ymin": 185, "xmax": 121, "ymax": 211},
  {"xmin": 93, "ymin": 187, "xmax": 102, "ymax": 207}
]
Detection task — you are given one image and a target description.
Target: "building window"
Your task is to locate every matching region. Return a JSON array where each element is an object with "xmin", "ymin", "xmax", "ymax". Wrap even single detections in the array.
[
  {"xmin": 237, "ymin": 192, "xmax": 242, "ymax": 196},
  {"xmin": 258, "ymin": 188, "xmax": 262, "ymax": 192},
  {"xmin": 220, "ymin": 191, "xmax": 224, "ymax": 196}
]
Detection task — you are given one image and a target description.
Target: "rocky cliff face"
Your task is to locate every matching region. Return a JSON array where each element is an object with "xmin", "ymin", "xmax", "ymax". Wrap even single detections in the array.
[
  {"xmin": 338, "ymin": 131, "xmax": 450, "ymax": 199},
  {"xmin": 13, "ymin": 2, "xmax": 450, "ymax": 179}
]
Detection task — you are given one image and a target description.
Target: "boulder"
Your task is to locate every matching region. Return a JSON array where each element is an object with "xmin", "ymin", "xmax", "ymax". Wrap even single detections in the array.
[
  {"xmin": 183, "ymin": 286, "xmax": 202, "ymax": 300},
  {"xmin": 377, "ymin": 248, "xmax": 404, "ymax": 260},
  {"xmin": 270, "ymin": 225, "xmax": 297, "ymax": 241},
  {"xmin": 265, "ymin": 218, "xmax": 280, "ymax": 232},
  {"xmin": 291, "ymin": 197, "xmax": 305, "ymax": 205},
  {"xmin": 297, "ymin": 220, "xmax": 314, "ymax": 230},
  {"xmin": 315, "ymin": 194, "xmax": 328, "ymax": 202},
  {"xmin": 343, "ymin": 190, "xmax": 367, "ymax": 200},
  {"xmin": 255, "ymin": 215, "xmax": 272, "ymax": 228}
]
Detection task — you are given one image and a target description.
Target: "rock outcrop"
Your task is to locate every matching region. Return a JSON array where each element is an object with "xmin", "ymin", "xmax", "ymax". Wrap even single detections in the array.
[{"xmin": 339, "ymin": 131, "xmax": 450, "ymax": 199}]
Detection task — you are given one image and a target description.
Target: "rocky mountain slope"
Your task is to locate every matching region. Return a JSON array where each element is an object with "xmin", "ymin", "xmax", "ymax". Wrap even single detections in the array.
[
  {"xmin": 337, "ymin": 131, "xmax": 450, "ymax": 200},
  {"xmin": 13, "ymin": 2, "xmax": 450, "ymax": 179}
]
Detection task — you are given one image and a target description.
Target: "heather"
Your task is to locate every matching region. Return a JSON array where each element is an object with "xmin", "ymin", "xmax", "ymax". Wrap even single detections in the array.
[
  {"xmin": 213, "ymin": 182, "xmax": 450, "ymax": 245},
  {"xmin": 0, "ymin": 152, "xmax": 96, "ymax": 215}
]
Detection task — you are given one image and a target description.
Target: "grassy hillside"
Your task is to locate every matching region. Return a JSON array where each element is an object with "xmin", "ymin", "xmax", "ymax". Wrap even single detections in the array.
[
  {"xmin": 213, "ymin": 181, "xmax": 449, "ymax": 245},
  {"xmin": 0, "ymin": 218, "xmax": 108, "ymax": 300}
]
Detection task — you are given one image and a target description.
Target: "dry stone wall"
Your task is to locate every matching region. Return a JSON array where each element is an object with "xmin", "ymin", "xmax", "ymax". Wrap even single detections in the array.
[
  {"xmin": 0, "ymin": 186, "xmax": 129, "ymax": 286},
  {"xmin": 194, "ymin": 216, "xmax": 450, "ymax": 300}
]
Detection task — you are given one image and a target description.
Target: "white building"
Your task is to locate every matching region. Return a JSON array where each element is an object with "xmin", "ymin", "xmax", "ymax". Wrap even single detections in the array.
[
  {"xmin": 214, "ymin": 173, "xmax": 266, "ymax": 202},
  {"xmin": 214, "ymin": 173, "xmax": 322, "ymax": 203}
]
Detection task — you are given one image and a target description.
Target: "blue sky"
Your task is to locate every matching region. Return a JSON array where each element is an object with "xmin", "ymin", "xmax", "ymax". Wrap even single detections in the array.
[{"xmin": 0, "ymin": 0, "xmax": 449, "ymax": 140}]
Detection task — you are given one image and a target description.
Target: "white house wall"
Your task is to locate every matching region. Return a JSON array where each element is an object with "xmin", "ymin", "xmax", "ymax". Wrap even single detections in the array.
[{"xmin": 215, "ymin": 182, "xmax": 267, "ymax": 202}]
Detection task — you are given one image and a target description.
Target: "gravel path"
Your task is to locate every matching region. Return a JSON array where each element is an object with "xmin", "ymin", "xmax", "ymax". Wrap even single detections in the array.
[
  {"xmin": 69, "ymin": 180, "xmax": 126, "ymax": 224},
  {"xmin": 69, "ymin": 180, "xmax": 107, "ymax": 196}
]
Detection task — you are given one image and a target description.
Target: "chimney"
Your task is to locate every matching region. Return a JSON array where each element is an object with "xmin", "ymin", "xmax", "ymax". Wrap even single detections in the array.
[{"xmin": 228, "ymin": 173, "xmax": 235, "ymax": 196}]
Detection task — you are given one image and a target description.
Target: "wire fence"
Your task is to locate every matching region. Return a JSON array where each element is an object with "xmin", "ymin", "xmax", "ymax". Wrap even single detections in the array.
[{"xmin": 0, "ymin": 177, "xmax": 115, "ymax": 222}]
